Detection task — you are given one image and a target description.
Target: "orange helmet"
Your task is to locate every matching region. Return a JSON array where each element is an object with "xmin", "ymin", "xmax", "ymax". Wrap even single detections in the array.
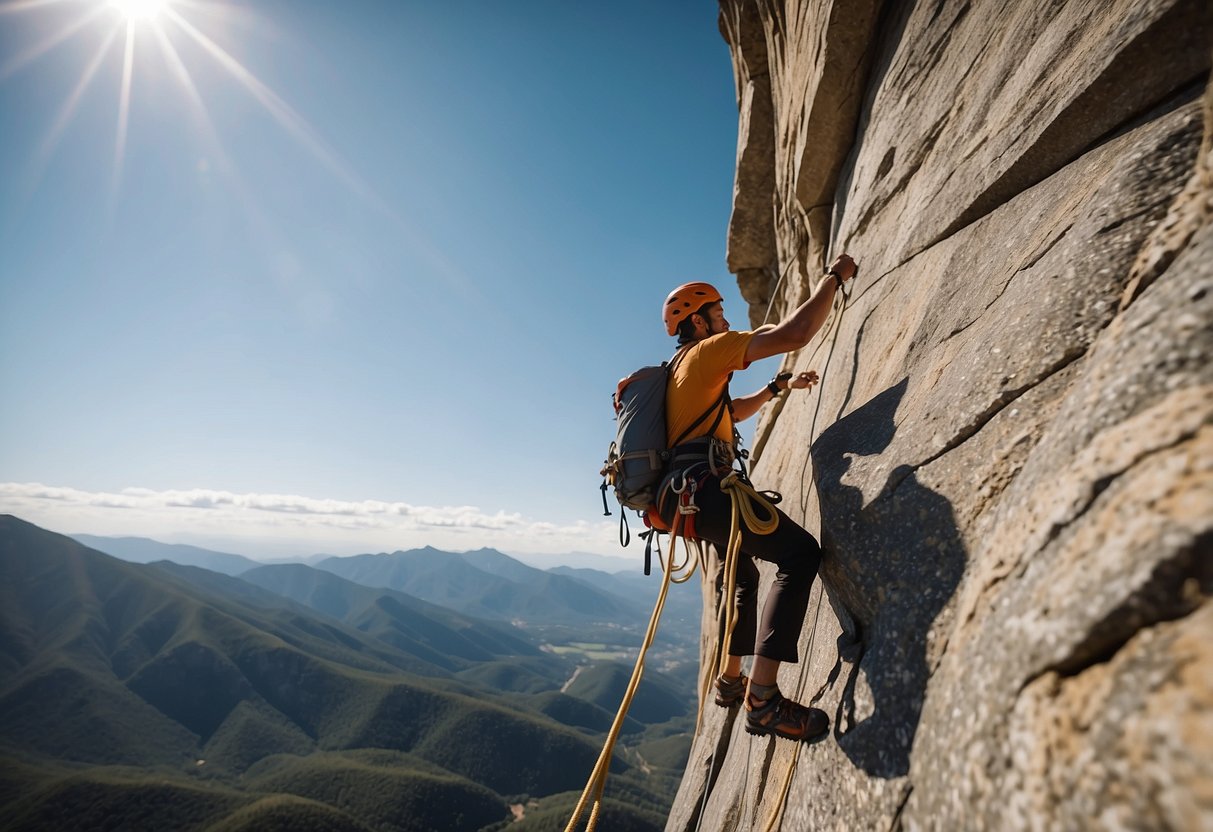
[{"xmin": 662, "ymin": 281, "xmax": 723, "ymax": 336}]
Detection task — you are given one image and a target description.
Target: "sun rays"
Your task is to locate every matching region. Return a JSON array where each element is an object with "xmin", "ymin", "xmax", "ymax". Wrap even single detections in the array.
[
  {"xmin": 1, "ymin": 0, "xmax": 476, "ymax": 295},
  {"xmin": 0, "ymin": 0, "xmax": 369, "ymax": 215},
  {"xmin": 108, "ymin": 0, "xmax": 170, "ymax": 21}
]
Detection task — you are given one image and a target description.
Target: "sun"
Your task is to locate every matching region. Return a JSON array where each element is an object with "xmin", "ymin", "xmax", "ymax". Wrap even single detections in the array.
[
  {"xmin": 108, "ymin": 0, "xmax": 172, "ymax": 23},
  {"xmin": 5, "ymin": 0, "xmax": 378, "ymax": 228}
]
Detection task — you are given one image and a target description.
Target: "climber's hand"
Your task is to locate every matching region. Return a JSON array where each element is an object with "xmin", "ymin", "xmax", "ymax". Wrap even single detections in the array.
[
  {"xmin": 829, "ymin": 253, "xmax": 857, "ymax": 282},
  {"xmin": 788, "ymin": 371, "xmax": 819, "ymax": 391}
]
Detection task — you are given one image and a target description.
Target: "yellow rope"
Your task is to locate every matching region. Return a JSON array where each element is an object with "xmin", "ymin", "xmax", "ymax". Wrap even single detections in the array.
[
  {"xmin": 760, "ymin": 583, "xmax": 825, "ymax": 832},
  {"xmin": 716, "ymin": 473, "xmax": 779, "ymax": 677},
  {"xmin": 567, "ymin": 468, "xmax": 781, "ymax": 830},
  {"xmin": 564, "ymin": 515, "xmax": 685, "ymax": 832},
  {"xmin": 765, "ymin": 745, "xmax": 797, "ymax": 832},
  {"xmin": 664, "ymin": 532, "xmax": 700, "ymax": 584},
  {"xmin": 758, "ymin": 586, "xmax": 830, "ymax": 832}
]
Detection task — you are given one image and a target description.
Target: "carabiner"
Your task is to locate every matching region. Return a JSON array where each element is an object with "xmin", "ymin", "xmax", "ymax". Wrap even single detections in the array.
[{"xmin": 678, "ymin": 475, "xmax": 699, "ymax": 515}]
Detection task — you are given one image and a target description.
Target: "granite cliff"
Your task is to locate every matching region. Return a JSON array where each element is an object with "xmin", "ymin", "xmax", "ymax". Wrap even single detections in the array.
[{"xmin": 667, "ymin": 2, "xmax": 1212, "ymax": 829}]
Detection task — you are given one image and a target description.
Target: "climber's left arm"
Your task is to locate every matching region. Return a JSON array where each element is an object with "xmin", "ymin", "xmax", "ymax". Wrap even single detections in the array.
[{"xmin": 730, "ymin": 371, "xmax": 819, "ymax": 422}]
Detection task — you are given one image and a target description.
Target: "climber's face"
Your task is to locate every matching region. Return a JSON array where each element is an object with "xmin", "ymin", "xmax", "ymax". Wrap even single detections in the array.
[{"xmin": 699, "ymin": 302, "xmax": 729, "ymax": 336}]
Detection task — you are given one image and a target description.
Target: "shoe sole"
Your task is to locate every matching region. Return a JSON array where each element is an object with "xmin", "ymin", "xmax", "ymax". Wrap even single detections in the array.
[{"xmin": 744, "ymin": 722, "xmax": 830, "ymax": 743}]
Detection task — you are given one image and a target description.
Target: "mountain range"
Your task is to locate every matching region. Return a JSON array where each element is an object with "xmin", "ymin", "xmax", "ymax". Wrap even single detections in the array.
[
  {"xmin": 314, "ymin": 547, "xmax": 642, "ymax": 626},
  {"xmin": 71, "ymin": 534, "xmax": 642, "ymax": 575},
  {"xmin": 0, "ymin": 515, "xmax": 696, "ymax": 831},
  {"xmin": 70, "ymin": 533, "xmax": 706, "ymax": 661},
  {"xmin": 71, "ymin": 534, "xmax": 264, "ymax": 576}
]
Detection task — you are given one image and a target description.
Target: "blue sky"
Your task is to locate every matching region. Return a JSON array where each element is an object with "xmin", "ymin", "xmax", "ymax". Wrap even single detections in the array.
[{"xmin": 0, "ymin": 0, "xmax": 761, "ymax": 560}]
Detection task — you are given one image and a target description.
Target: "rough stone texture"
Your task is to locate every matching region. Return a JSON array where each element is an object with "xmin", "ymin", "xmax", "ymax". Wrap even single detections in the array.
[
  {"xmin": 721, "ymin": 0, "xmax": 777, "ymax": 277},
  {"xmin": 721, "ymin": 0, "xmax": 883, "ymax": 328},
  {"xmin": 667, "ymin": 2, "xmax": 1212, "ymax": 830},
  {"xmin": 1121, "ymin": 69, "xmax": 1213, "ymax": 310}
]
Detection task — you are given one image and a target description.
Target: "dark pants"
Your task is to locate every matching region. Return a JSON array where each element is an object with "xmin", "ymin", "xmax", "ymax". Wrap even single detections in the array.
[{"xmin": 660, "ymin": 472, "xmax": 822, "ymax": 663}]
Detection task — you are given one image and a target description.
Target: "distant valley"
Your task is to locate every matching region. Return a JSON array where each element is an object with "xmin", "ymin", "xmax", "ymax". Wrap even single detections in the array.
[
  {"xmin": 73, "ymin": 532, "xmax": 705, "ymax": 685},
  {"xmin": 1, "ymin": 516, "xmax": 705, "ymax": 831}
]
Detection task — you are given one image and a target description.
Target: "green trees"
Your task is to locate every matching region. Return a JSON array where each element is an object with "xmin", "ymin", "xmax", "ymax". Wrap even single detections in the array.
[{"xmin": 0, "ymin": 517, "xmax": 690, "ymax": 832}]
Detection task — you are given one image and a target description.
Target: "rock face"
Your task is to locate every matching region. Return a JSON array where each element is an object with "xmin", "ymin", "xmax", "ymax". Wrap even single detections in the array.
[{"xmin": 667, "ymin": 2, "xmax": 1212, "ymax": 830}]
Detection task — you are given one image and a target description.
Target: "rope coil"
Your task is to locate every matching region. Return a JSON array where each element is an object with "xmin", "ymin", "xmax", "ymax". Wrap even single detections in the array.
[{"xmin": 715, "ymin": 473, "xmax": 779, "ymax": 675}]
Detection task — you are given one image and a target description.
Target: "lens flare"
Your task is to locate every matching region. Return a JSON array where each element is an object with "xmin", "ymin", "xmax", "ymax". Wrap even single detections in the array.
[
  {"xmin": 108, "ymin": 0, "xmax": 169, "ymax": 22},
  {"xmin": 3, "ymin": 0, "xmax": 466, "ymax": 288}
]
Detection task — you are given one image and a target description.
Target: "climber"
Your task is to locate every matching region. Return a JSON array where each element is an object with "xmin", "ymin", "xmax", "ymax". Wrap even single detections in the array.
[{"xmin": 657, "ymin": 253, "xmax": 857, "ymax": 742}]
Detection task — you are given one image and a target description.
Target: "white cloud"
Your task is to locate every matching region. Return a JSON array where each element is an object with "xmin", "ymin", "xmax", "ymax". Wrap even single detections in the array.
[{"xmin": 0, "ymin": 482, "xmax": 624, "ymax": 559}]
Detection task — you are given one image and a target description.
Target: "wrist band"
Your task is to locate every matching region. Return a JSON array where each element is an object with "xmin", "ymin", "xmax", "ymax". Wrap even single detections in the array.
[{"xmin": 766, "ymin": 381, "xmax": 782, "ymax": 397}]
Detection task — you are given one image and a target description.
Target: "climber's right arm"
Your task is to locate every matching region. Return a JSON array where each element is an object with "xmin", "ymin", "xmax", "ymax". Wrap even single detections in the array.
[{"xmin": 745, "ymin": 253, "xmax": 857, "ymax": 362}]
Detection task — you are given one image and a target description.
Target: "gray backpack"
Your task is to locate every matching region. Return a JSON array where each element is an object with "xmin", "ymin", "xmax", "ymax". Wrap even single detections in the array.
[{"xmin": 599, "ymin": 347, "xmax": 728, "ymax": 530}]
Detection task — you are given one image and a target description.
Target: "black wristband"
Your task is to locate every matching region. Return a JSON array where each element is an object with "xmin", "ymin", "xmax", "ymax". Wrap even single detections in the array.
[
  {"xmin": 766, "ymin": 381, "xmax": 782, "ymax": 397},
  {"xmin": 827, "ymin": 270, "xmax": 844, "ymax": 289}
]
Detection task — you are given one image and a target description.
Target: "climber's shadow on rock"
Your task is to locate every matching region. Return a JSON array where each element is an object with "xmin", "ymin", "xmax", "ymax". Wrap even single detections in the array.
[{"xmin": 810, "ymin": 377, "xmax": 966, "ymax": 779}]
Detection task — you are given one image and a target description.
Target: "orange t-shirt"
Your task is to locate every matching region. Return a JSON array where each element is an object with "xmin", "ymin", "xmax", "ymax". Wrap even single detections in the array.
[{"xmin": 665, "ymin": 330, "xmax": 754, "ymax": 445}]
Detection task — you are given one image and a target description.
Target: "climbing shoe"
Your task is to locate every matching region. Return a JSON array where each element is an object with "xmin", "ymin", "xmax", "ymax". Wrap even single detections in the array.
[
  {"xmin": 713, "ymin": 673, "xmax": 748, "ymax": 708},
  {"xmin": 745, "ymin": 688, "xmax": 829, "ymax": 742}
]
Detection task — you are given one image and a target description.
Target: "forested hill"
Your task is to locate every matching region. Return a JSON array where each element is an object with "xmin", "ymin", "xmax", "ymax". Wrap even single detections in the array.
[
  {"xmin": 314, "ymin": 547, "xmax": 644, "ymax": 624},
  {"xmin": 0, "ymin": 515, "xmax": 687, "ymax": 831}
]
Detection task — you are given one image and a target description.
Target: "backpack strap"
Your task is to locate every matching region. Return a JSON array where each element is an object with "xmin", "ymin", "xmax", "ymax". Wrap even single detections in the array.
[
  {"xmin": 670, "ymin": 387, "xmax": 730, "ymax": 448},
  {"xmin": 668, "ymin": 346, "xmax": 733, "ymax": 449},
  {"xmin": 641, "ymin": 528, "xmax": 659, "ymax": 576}
]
